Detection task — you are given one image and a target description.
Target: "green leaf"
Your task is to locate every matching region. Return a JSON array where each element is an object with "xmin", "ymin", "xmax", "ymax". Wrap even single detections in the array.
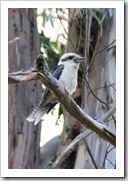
[{"xmin": 108, "ymin": 8, "xmax": 113, "ymax": 17}]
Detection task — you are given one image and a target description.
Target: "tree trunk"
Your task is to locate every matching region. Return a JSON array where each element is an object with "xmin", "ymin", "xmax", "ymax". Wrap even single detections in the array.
[
  {"xmin": 56, "ymin": 9, "xmax": 86, "ymax": 169},
  {"xmin": 8, "ymin": 8, "xmax": 41, "ymax": 169},
  {"xmin": 83, "ymin": 9, "xmax": 116, "ymax": 169},
  {"xmin": 57, "ymin": 8, "xmax": 116, "ymax": 169}
]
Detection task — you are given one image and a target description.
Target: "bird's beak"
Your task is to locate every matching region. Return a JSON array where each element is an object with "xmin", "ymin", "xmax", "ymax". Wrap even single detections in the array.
[{"xmin": 73, "ymin": 56, "xmax": 86, "ymax": 63}]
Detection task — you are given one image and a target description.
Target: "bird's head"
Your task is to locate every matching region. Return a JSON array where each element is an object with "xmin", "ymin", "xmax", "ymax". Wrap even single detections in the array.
[{"xmin": 58, "ymin": 53, "xmax": 86, "ymax": 65}]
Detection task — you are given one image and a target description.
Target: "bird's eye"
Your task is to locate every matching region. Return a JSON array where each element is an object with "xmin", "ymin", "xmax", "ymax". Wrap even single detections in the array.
[
  {"xmin": 69, "ymin": 56, "xmax": 74, "ymax": 59},
  {"xmin": 60, "ymin": 56, "xmax": 75, "ymax": 62}
]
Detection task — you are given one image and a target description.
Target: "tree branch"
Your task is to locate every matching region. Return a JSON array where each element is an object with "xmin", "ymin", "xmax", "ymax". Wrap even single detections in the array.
[
  {"xmin": 51, "ymin": 104, "xmax": 116, "ymax": 169},
  {"xmin": 85, "ymin": 76, "xmax": 116, "ymax": 124},
  {"xmin": 8, "ymin": 54, "xmax": 116, "ymax": 147},
  {"xmin": 8, "ymin": 69, "xmax": 39, "ymax": 84},
  {"xmin": 100, "ymin": 104, "xmax": 116, "ymax": 123},
  {"xmin": 51, "ymin": 130, "xmax": 91, "ymax": 169},
  {"xmin": 83, "ymin": 136, "xmax": 99, "ymax": 169}
]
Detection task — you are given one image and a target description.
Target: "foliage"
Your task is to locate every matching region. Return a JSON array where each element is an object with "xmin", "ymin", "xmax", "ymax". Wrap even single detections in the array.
[
  {"xmin": 38, "ymin": 9, "xmax": 116, "ymax": 168},
  {"xmin": 39, "ymin": 8, "xmax": 113, "ymax": 69},
  {"xmin": 38, "ymin": 8, "xmax": 68, "ymax": 125},
  {"xmin": 38, "ymin": 8, "xmax": 67, "ymax": 69},
  {"xmin": 89, "ymin": 8, "xmax": 113, "ymax": 18},
  {"xmin": 40, "ymin": 30, "xmax": 64, "ymax": 69}
]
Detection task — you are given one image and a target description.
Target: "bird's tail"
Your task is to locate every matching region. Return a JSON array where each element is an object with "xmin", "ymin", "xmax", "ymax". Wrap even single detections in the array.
[{"xmin": 27, "ymin": 105, "xmax": 48, "ymax": 125}]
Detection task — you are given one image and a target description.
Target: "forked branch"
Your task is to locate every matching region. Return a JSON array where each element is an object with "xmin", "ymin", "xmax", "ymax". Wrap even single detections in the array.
[{"xmin": 8, "ymin": 54, "xmax": 116, "ymax": 147}]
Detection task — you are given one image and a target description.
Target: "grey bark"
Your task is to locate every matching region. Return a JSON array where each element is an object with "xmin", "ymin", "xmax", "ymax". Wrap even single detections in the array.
[
  {"xmin": 8, "ymin": 8, "xmax": 41, "ymax": 169},
  {"xmin": 37, "ymin": 135, "xmax": 60, "ymax": 169},
  {"xmin": 83, "ymin": 9, "xmax": 116, "ymax": 169},
  {"xmin": 57, "ymin": 8, "xmax": 116, "ymax": 169},
  {"xmin": 57, "ymin": 9, "xmax": 87, "ymax": 168}
]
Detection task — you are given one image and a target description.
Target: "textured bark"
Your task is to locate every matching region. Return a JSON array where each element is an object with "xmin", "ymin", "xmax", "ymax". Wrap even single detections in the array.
[
  {"xmin": 8, "ymin": 8, "xmax": 41, "ymax": 169},
  {"xmin": 57, "ymin": 9, "xmax": 86, "ymax": 168},
  {"xmin": 83, "ymin": 9, "xmax": 116, "ymax": 169},
  {"xmin": 57, "ymin": 8, "xmax": 116, "ymax": 169}
]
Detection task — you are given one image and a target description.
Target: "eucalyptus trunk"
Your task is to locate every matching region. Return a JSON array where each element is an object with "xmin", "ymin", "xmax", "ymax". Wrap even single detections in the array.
[
  {"xmin": 83, "ymin": 9, "xmax": 116, "ymax": 169},
  {"xmin": 8, "ymin": 8, "xmax": 41, "ymax": 169},
  {"xmin": 57, "ymin": 8, "xmax": 116, "ymax": 169}
]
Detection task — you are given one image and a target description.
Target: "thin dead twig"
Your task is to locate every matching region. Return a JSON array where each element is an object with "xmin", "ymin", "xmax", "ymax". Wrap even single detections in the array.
[
  {"xmin": 87, "ymin": 39, "xmax": 116, "ymax": 72},
  {"xmin": 83, "ymin": 138, "xmax": 99, "ymax": 169}
]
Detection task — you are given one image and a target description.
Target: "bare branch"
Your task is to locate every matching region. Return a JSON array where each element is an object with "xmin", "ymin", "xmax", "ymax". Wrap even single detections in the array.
[
  {"xmin": 51, "ymin": 130, "xmax": 91, "ymax": 169},
  {"xmin": 85, "ymin": 77, "xmax": 116, "ymax": 124},
  {"xmin": 51, "ymin": 104, "xmax": 116, "ymax": 169},
  {"xmin": 83, "ymin": 138, "xmax": 99, "ymax": 169},
  {"xmin": 56, "ymin": 9, "xmax": 77, "ymax": 53},
  {"xmin": 88, "ymin": 83, "xmax": 116, "ymax": 95},
  {"xmin": 85, "ymin": 77, "xmax": 110, "ymax": 109},
  {"xmin": 8, "ymin": 54, "xmax": 116, "ymax": 147},
  {"xmin": 8, "ymin": 69, "xmax": 39, "ymax": 84},
  {"xmin": 95, "ymin": 39, "xmax": 116, "ymax": 55},
  {"xmin": 87, "ymin": 39, "xmax": 116, "ymax": 73},
  {"xmin": 102, "ymin": 144, "xmax": 111, "ymax": 168},
  {"xmin": 100, "ymin": 104, "xmax": 116, "ymax": 123}
]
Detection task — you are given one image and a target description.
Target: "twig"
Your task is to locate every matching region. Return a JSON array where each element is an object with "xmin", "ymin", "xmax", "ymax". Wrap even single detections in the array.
[
  {"xmin": 83, "ymin": 138, "xmax": 99, "ymax": 169},
  {"xmin": 100, "ymin": 104, "xmax": 116, "ymax": 123},
  {"xmin": 87, "ymin": 53, "xmax": 114, "ymax": 77},
  {"xmin": 106, "ymin": 158, "xmax": 115, "ymax": 167},
  {"xmin": 85, "ymin": 77, "xmax": 116, "ymax": 125},
  {"xmin": 88, "ymin": 83, "xmax": 116, "ymax": 96},
  {"xmin": 56, "ymin": 9, "xmax": 77, "ymax": 53},
  {"xmin": 95, "ymin": 39, "xmax": 116, "ymax": 55},
  {"xmin": 87, "ymin": 39, "xmax": 116, "ymax": 72},
  {"xmin": 102, "ymin": 144, "xmax": 111, "ymax": 168},
  {"xmin": 102, "ymin": 143, "xmax": 115, "ymax": 169},
  {"xmin": 85, "ymin": 77, "xmax": 110, "ymax": 110}
]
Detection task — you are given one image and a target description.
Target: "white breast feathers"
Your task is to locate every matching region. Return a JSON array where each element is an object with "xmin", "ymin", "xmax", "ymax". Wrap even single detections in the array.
[{"xmin": 58, "ymin": 62, "xmax": 79, "ymax": 95}]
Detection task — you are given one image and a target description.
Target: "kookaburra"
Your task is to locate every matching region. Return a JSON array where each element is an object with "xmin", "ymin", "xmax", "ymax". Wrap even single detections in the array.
[{"xmin": 27, "ymin": 53, "xmax": 86, "ymax": 125}]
